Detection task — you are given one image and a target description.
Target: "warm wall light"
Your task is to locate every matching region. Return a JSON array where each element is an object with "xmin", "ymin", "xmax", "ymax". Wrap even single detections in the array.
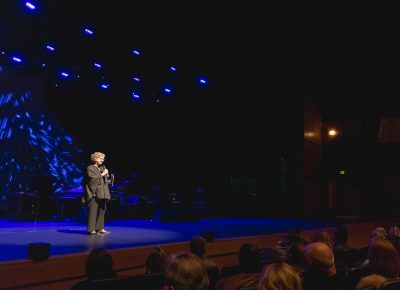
[
  {"xmin": 322, "ymin": 123, "xmax": 341, "ymax": 144},
  {"xmin": 304, "ymin": 132, "xmax": 315, "ymax": 138},
  {"xmin": 328, "ymin": 129, "xmax": 337, "ymax": 136}
]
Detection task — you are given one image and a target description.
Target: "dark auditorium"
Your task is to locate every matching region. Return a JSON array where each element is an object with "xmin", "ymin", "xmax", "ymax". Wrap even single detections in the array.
[{"xmin": 1, "ymin": 2, "xmax": 400, "ymax": 290}]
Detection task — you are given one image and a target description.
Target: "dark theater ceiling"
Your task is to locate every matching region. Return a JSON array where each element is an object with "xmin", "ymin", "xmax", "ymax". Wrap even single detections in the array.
[{"xmin": 1, "ymin": 1, "xmax": 400, "ymax": 121}]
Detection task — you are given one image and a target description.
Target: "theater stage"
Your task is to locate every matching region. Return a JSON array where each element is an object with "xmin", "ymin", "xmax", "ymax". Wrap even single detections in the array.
[{"xmin": 0, "ymin": 217, "xmax": 338, "ymax": 262}]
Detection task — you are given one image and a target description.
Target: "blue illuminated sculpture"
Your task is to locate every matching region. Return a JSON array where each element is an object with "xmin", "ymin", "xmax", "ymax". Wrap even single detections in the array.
[{"xmin": 0, "ymin": 66, "xmax": 83, "ymax": 209}]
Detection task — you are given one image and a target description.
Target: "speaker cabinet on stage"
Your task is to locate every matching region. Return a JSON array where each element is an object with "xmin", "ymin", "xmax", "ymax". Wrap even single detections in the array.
[{"xmin": 27, "ymin": 242, "xmax": 50, "ymax": 261}]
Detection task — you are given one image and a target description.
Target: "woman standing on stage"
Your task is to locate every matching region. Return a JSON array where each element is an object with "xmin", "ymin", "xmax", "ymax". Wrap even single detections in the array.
[{"xmin": 83, "ymin": 152, "xmax": 113, "ymax": 235}]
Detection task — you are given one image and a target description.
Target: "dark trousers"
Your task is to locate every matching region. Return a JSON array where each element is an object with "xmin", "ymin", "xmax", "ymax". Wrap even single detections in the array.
[{"xmin": 87, "ymin": 198, "xmax": 107, "ymax": 232}]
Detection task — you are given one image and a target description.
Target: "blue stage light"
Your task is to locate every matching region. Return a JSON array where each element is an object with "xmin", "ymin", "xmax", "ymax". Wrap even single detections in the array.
[
  {"xmin": 131, "ymin": 92, "xmax": 140, "ymax": 99},
  {"xmin": 132, "ymin": 50, "xmax": 140, "ymax": 55},
  {"xmin": 198, "ymin": 77, "xmax": 208, "ymax": 86},
  {"xmin": 45, "ymin": 45, "xmax": 55, "ymax": 52},
  {"xmin": 60, "ymin": 72, "xmax": 69, "ymax": 78},
  {"xmin": 164, "ymin": 87, "xmax": 172, "ymax": 94},
  {"xmin": 101, "ymin": 83, "xmax": 109, "ymax": 89},
  {"xmin": 84, "ymin": 28, "xmax": 94, "ymax": 35},
  {"xmin": 133, "ymin": 77, "xmax": 140, "ymax": 82},
  {"xmin": 94, "ymin": 62, "xmax": 101, "ymax": 68},
  {"xmin": 170, "ymin": 66, "xmax": 176, "ymax": 71},
  {"xmin": 12, "ymin": 56, "xmax": 22, "ymax": 63},
  {"xmin": 25, "ymin": 2, "xmax": 36, "ymax": 10}
]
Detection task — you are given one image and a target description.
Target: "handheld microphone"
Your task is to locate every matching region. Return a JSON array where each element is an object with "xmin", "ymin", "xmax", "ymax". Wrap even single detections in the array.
[
  {"xmin": 103, "ymin": 165, "xmax": 115, "ymax": 186},
  {"xmin": 102, "ymin": 165, "xmax": 110, "ymax": 178}
]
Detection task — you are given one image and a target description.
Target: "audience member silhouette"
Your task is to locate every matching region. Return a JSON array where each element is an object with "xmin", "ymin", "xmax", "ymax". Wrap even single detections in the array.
[
  {"xmin": 388, "ymin": 224, "xmax": 400, "ymax": 251},
  {"xmin": 332, "ymin": 224, "xmax": 351, "ymax": 254},
  {"xmin": 70, "ymin": 247, "xmax": 117, "ymax": 290},
  {"xmin": 257, "ymin": 262, "xmax": 303, "ymax": 290},
  {"xmin": 284, "ymin": 241, "xmax": 308, "ymax": 281},
  {"xmin": 190, "ymin": 236, "xmax": 217, "ymax": 268},
  {"xmin": 216, "ymin": 243, "xmax": 261, "ymax": 290},
  {"xmin": 371, "ymin": 227, "xmax": 387, "ymax": 239},
  {"xmin": 163, "ymin": 252, "xmax": 209, "ymax": 290},
  {"xmin": 84, "ymin": 248, "xmax": 117, "ymax": 280},
  {"xmin": 145, "ymin": 246, "xmax": 167, "ymax": 274},
  {"xmin": 302, "ymin": 242, "xmax": 339, "ymax": 290},
  {"xmin": 355, "ymin": 238, "xmax": 400, "ymax": 290},
  {"xmin": 262, "ymin": 229, "xmax": 306, "ymax": 262},
  {"xmin": 332, "ymin": 224, "xmax": 354, "ymax": 269},
  {"xmin": 279, "ymin": 229, "xmax": 307, "ymax": 248},
  {"xmin": 361, "ymin": 227, "xmax": 391, "ymax": 267}
]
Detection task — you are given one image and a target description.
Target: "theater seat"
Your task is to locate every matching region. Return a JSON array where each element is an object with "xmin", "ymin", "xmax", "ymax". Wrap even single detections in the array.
[
  {"xmin": 70, "ymin": 276, "xmax": 133, "ymax": 290},
  {"xmin": 380, "ymin": 278, "xmax": 400, "ymax": 290},
  {"xmin": 206, "ymin": 265, "xmax": 219, "ymax": 290},
  {"xmin": 220, "ymin": 263, "xmax": 240, "ymax": 278}
]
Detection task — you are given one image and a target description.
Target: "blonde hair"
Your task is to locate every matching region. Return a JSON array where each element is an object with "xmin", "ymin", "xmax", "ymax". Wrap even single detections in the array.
[
  {"xmin": 369, "ymin": 238, "xmax": 400, "ymax": 278},
  {"xmin": 258, "ymin": 262, "xmax": 303, "ymax": 290},
  {"xmin": 166, "ymin": 252, "xmax": 209, "ymax": 290},
  {"xmin": 91, "ymin": 152, "xmax": 105, "ymax": 162}
]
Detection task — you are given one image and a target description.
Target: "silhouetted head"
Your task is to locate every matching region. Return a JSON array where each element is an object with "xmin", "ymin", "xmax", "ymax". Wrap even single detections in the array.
[
  {"xmin": 286, "ymin": 241, "xmax": 307, "ymax": 267},
  {"xmin": 85, "ymin": 247, "xmax": 115, "ymax": 280},
  {"xmin": 333, "ymin": 224, "xmax": 348, "ymax": 246},
  {"xmin": 304, "ymin": 242, "xmax": 336, "ymax": 277},
  {"xmin": 145, "ymin": 246, "xmax": 166, "ymax": 274},
  {"xmin": 165, "ymin": 252, "xmax": 209, "ymax": 290},
  {"xmin": 369, "ymin": 237, "xmax": 400, "ymax": 278},
  {"xmin": 239, "ymin": 243, "xmax": 260, "ymax": 273},
  {"xmin": 190, "ymin": 236, "xmax": 207, "ymax": 258},
  {"xmin": 258, "ymin": 262, "xmax": 303, "ymax": 290}
]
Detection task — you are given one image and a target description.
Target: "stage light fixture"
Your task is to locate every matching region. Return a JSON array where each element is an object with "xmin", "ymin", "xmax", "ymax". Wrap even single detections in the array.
[
  {"xmin": 25, "ymin": 2, "xmax": 36, "ymax": 10},
  {"xmin": 45, "ymin": 45, "xmax": 55, "ymax": 52},
  {"xmin": 60, "ymin": 72, "xmax": 69, "ymax": 78},
  {"xmin": 12, "ymin": 56, "xmax": 22, "ymax": 63},
  {"xmin": 133, "ymin": 77, "xmax": 140, "ymax": 82},
  {"xmin": 84, "ymin": 28, "xmax": 94, "ymax": 35},
  {"xmin": 164, "ymin": 87, "xmax": 172, "ymax": 94},
  {"xmin": 131, "ymin": 92, "xmax": 140, "ymax": 99},
  {"xmin": 170, "ymin": 66, "xmax": 176, "ymax": 71},
  {"xmin": 198, "ymin": 77, "xmax": 207, "ymax": 85},
  {"xmin": 100, "ymin": 83, "xmax": 109, "ymax": 89},
  {"xmin": 94, "ymin": 62, "xmax": 101, "ymax": 68},
  {"xmin": 132, "ymin": 50, "xmax": 140, "ymax": 56}
]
